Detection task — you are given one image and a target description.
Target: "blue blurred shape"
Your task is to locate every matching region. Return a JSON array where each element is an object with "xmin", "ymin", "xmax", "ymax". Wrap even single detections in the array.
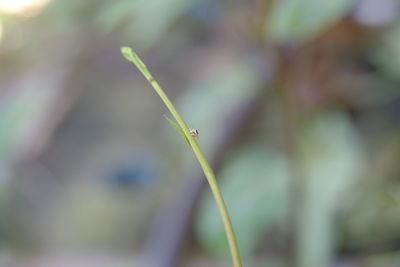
[{"xmin": 107, "ymin": 160, "xmax": 157, "ymax": 189}]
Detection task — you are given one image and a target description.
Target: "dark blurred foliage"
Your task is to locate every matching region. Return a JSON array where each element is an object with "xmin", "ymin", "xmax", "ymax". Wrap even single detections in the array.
[{"xmin": 0, "ymin": 0, "xmax": 400, "ymax": 266}]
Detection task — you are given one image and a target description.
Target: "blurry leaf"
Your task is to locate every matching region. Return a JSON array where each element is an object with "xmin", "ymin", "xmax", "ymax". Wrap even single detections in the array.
[
  {"xmin": 362, "ymin": 251, "xmax": 400, "ymax": 267},
  {"xmin": 296, "ymin": 112, "xmax": 364, "ymax": 267},
  {"xmin": 176, "ymin": 55, "xmax": 263, "ymax": 158},
  {"xmin": 372, "ymin": 22, "xmax": 400, "ymax": 79},
  {"xmin": 0, "ymin": 88, "xmax": 46, "ymax": 158},
  {"xmin": 340, "ymin": 132, "xmax": 400, "ymax": 250},
  {"xmin": 96, "ymin": 0, "xmax": 199, "ymax": 49},
  {"xmin": 267, "ymin": 0, "xmax": 354, "ymax": 43},
  {"xmin": 196, "ymin": 146, "xmax": 290, "ymax": 258},
  {"xmin": 381, "ymin": 191, "xmax": 400, "ymax": 207}
]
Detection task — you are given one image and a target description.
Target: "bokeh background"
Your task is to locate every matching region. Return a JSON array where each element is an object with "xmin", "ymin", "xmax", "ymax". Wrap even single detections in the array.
[{"xmin": 1, "ymin": 0, "xmax": 400, "ymax": 266}]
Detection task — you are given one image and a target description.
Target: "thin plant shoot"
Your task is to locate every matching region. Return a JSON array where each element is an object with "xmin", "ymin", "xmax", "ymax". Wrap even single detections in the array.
[{"xmin": 120, "ymin": 46, "xmax": 243, "ymax": 267}]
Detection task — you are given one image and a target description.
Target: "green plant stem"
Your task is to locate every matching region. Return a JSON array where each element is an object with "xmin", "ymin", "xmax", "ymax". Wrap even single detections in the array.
[{"xmin": 121, "ymin": 47, "xmax": 242, "ymax": 267}]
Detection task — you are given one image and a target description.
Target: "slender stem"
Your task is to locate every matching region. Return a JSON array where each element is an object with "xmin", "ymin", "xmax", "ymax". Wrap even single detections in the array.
[
  {"xmin": 121, "ymin": 47, "xmax": 242, "ymax": 267},
  {"xmin": 190, "ymin": 141, "xmax": 243, "ymax": 267}
]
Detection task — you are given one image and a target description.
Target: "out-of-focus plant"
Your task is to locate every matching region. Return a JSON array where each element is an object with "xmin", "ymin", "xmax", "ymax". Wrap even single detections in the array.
[{"xmin": 266, "ymin": 0, "xmax": 354, "ymax": 43}]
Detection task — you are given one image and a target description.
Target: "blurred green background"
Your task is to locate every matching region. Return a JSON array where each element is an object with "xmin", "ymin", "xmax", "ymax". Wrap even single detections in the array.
[{"xmin": 0, "ymin": 0, "xmax": 400, "ymax": 266}]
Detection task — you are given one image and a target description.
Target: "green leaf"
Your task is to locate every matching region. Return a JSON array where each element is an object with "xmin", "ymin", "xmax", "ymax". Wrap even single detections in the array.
[
  {"xmin": 196, "ymin": 146, "xmax": 290, "ymax": 258},
  {"xmin": 295, "ymin": 112, "xmax": 364, "ymax": 267},
  {"xmin": 340, "ymin": 132, "xmax": 400, "ymax": 251},
  {"xmin": 163, "ymin": 115, "xmax": 190, "ymax": 145},
  {"xmin": 0, "ymin": 87, "xmax": 49, "ymax": 158},
  {"xmin": 267, "ymin": 0, "xmax": 354, "ymax": 43},
  {"xmin": 177, "ymin": 55, "xmax": 263, "ymax": 157},
  {"xmin": 97, "ymin": 0, "xmax": 199, "ymax": 50},
  {"xmin": 363, "ymin": 250, "xmax": 400, "ymax": 267},
  {"xmin": 372, "ymin": 23, "xmax": 400, "ymax": 79}
]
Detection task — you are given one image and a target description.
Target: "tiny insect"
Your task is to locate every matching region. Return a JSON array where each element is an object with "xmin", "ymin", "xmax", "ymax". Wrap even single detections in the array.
[{"xmin": 189, "ymin": 128, "xmax": 199, "ymax": 139}]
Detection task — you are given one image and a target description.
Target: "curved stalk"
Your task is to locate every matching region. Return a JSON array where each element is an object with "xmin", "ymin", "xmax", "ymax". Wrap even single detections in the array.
[{"xmin": 121, "ymin": 47, "xmax": 243, "ymax": 267}]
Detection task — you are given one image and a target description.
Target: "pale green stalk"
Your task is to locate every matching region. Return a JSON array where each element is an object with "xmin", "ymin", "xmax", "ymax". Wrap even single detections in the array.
[{"xmin": 121, "ymin": 47, "xmax": 242, "ymax": 267}]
